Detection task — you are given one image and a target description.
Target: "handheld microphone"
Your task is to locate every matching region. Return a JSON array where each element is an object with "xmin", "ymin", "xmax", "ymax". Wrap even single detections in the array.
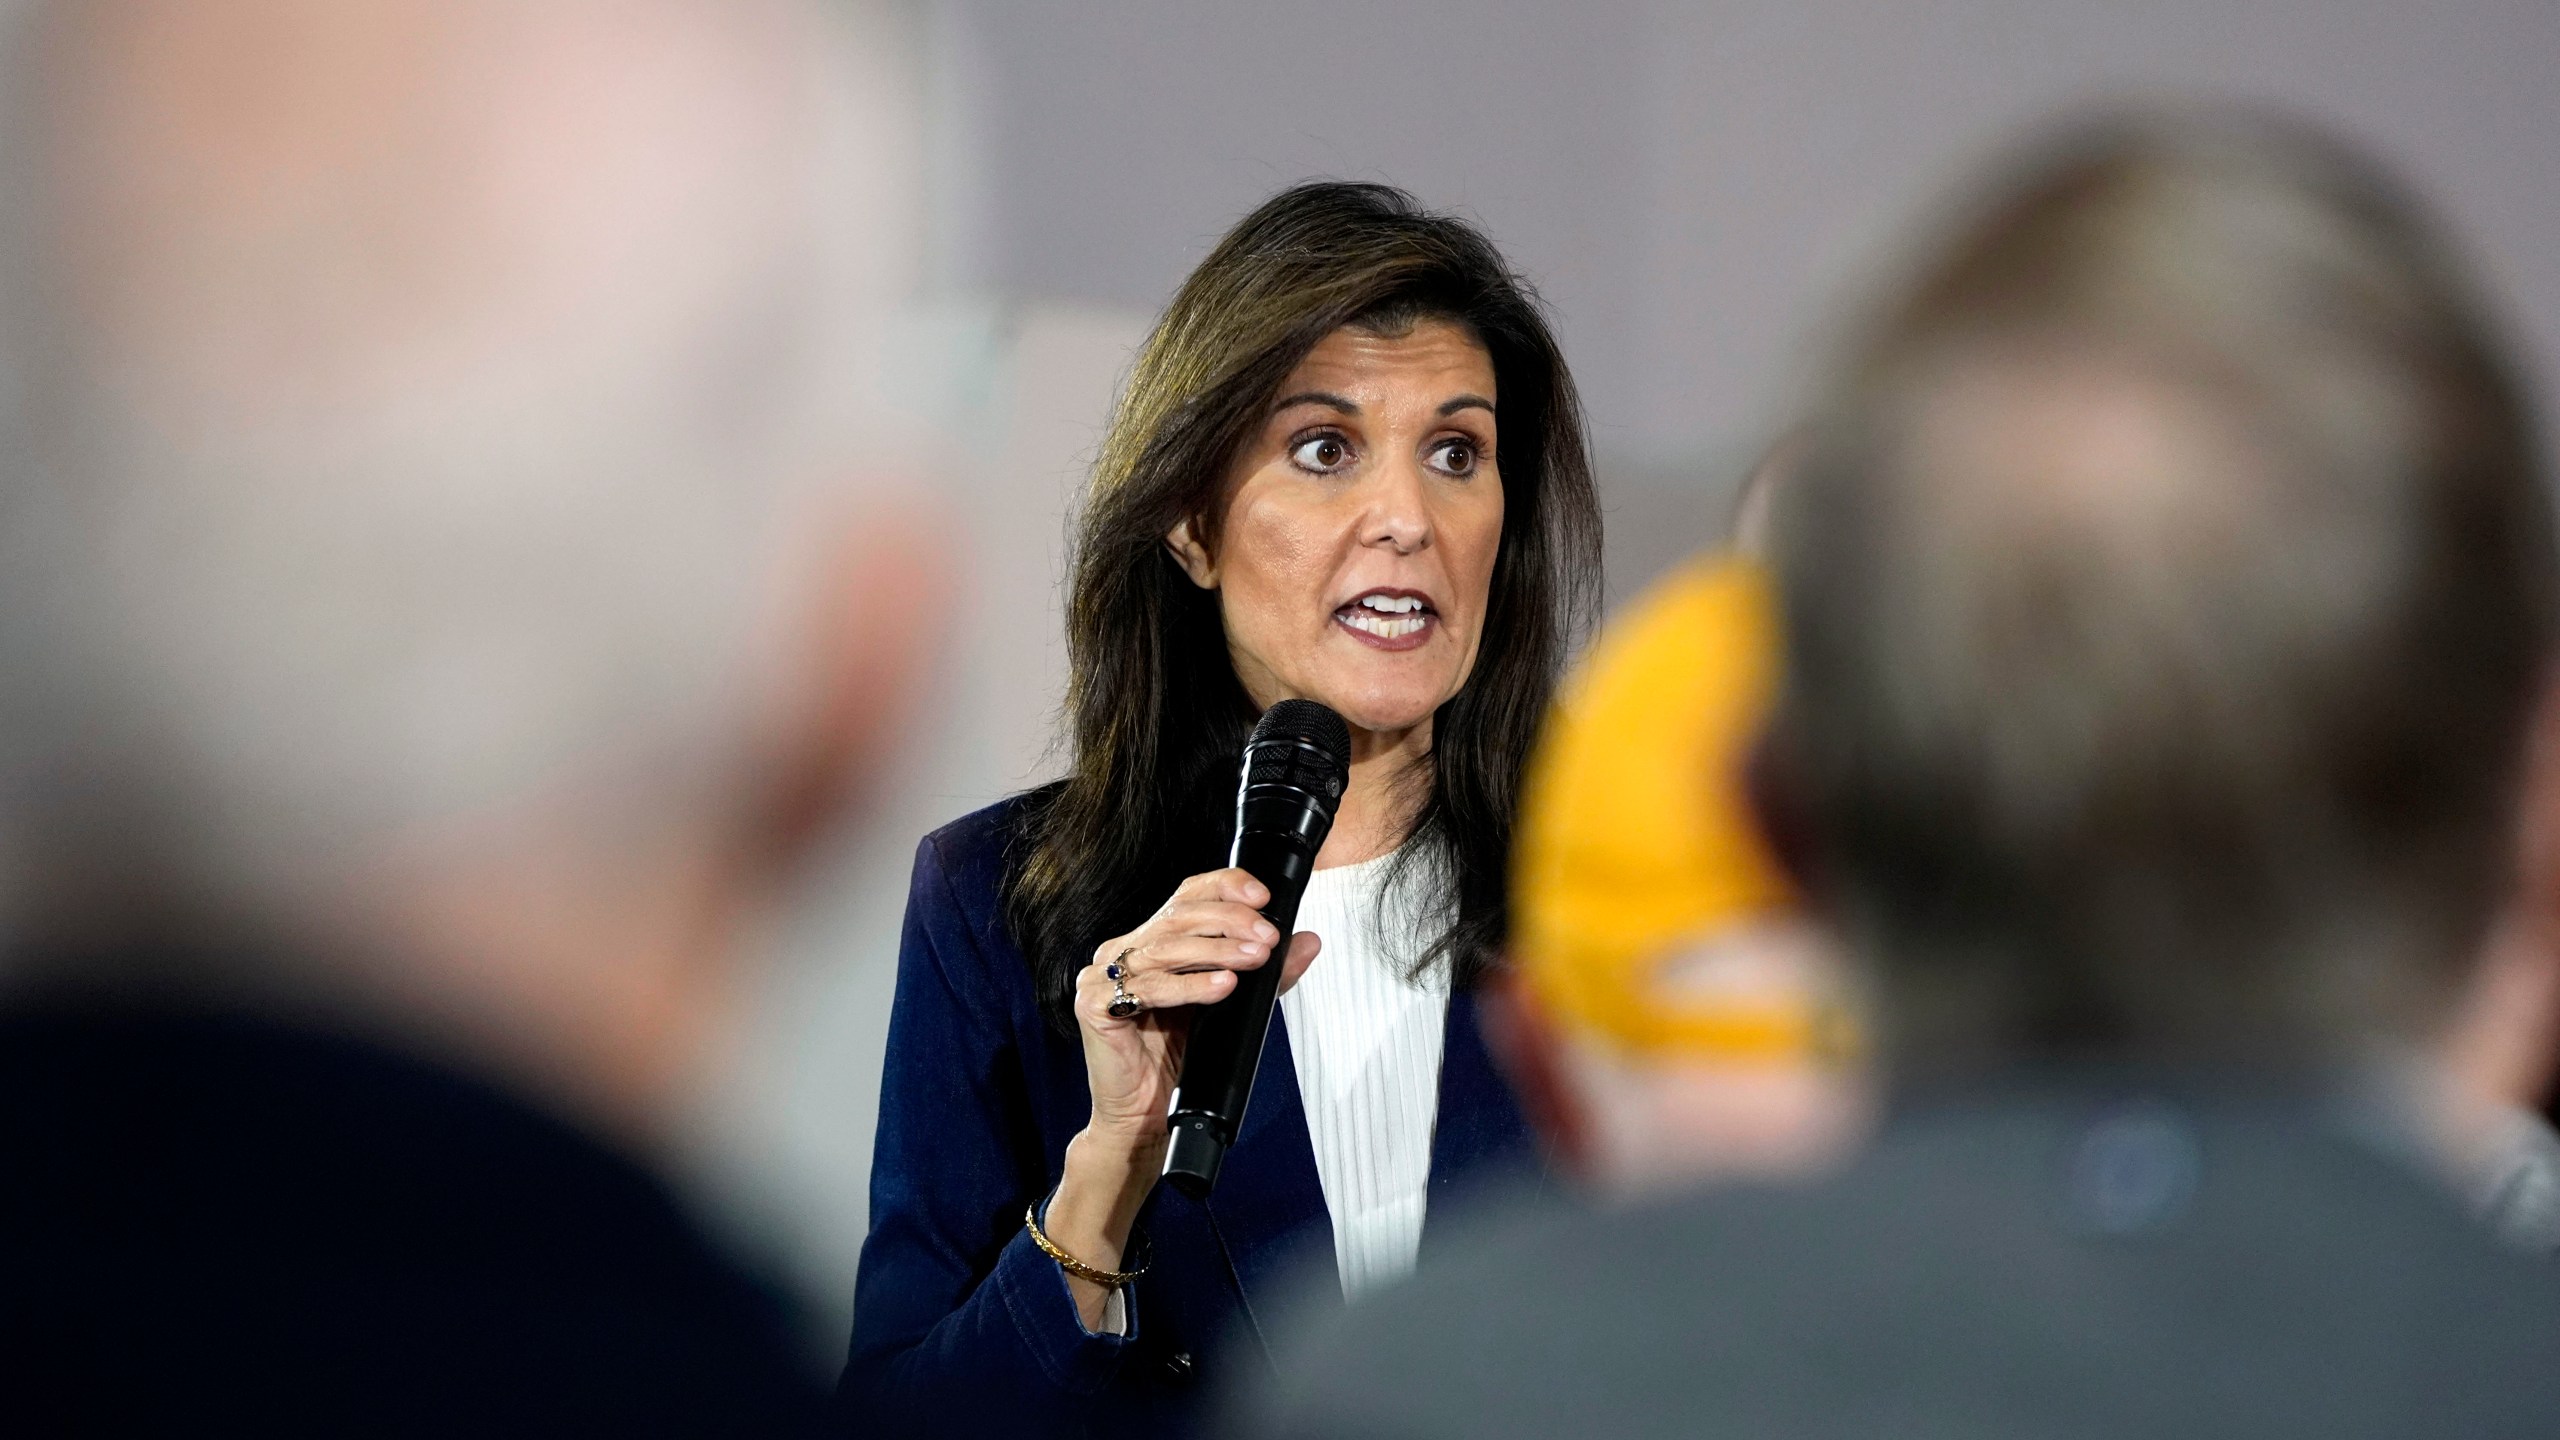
[{"xmin": 1161, "ymin": 698, "xmax": 1351, "ymax": 1198}]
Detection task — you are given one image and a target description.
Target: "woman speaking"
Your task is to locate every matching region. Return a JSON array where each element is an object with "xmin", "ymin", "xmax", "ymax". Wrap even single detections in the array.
[{"xmin": 841, "ymin": 181, "xmax": 1602, "ymax": 1436}]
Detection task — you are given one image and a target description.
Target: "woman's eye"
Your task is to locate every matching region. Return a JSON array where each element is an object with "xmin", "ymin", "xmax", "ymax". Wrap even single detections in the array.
[
  {"xmin": 1289, "ymin": 434, "xmax": 1352, "ymax": 473},
  {"xmin": 1429, "ymin": 438, "xmax": 1480, "ymax": 477}
]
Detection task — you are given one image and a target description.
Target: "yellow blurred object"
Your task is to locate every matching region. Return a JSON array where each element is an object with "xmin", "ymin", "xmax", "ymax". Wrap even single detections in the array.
[{"xmin": 1514, "ymin": 555, "xmax": 1855, "ymax": 1063}]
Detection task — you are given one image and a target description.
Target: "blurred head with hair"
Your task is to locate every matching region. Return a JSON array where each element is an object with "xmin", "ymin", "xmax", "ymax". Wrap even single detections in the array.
[
  {"xmin": 0, "ymin": 0, "xmax": 935, "ymax": 1134},
  {"xmin": 1764, "ymin": 111, "xmax": 2557, "ymax": 1077},
  {"xmin": 1497, "ymin": 434, "xmax": 1865, "ymax": 1200}
]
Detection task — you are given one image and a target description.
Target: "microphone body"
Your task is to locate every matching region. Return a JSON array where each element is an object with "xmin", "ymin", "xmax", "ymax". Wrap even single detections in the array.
[{"xmin": 1161, "ymin": 700, "xmax": 1350, "ymax": 1198}]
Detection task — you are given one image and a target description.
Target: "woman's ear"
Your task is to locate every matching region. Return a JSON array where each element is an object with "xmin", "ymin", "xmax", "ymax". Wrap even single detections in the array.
[{"xmin": 1165, "ymin": 516, "xmax": 1218, "ymax": 589}]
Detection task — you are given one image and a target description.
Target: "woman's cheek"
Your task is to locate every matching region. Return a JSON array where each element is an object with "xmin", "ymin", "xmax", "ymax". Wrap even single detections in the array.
[
  {"xmin": 1229, "ymin": 492, "xmax": 1325, "ymax": 598},
  {"xmin": 1455, "ymin": 497, "xmax": 1506, "ymax": 627}
]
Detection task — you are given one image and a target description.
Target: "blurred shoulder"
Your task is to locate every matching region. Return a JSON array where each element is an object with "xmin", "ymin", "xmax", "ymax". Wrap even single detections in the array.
[
  {"xmin": 1254, "ymin": 1197, "xmax": 1611, "ymax": 1440},
  {"xmin": 1254, "ymin": 1090, "xmax": 2560, "ymax": 1440}
]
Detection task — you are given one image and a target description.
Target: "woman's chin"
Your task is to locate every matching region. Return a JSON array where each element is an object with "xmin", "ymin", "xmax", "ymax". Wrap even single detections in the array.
[
  {"xmin": 1301, "ymin": 690, "xmax": 1448, "ymax": 741},
  {"xmin": 1264, "ymin": 647, "xmax": 1469, "ymax": 740}
]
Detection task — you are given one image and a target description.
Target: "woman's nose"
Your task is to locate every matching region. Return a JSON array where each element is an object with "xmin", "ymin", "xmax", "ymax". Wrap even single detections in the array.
[{"xmin": 1361, "ymin": 455, "xmax": 1434, "ymax": 555}]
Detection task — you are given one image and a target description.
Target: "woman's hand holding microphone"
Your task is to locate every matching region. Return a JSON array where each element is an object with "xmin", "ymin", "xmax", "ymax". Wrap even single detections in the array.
[{"xmin": 1042, "ymin": 868, "xmax": 1320, "ymax": 1329}]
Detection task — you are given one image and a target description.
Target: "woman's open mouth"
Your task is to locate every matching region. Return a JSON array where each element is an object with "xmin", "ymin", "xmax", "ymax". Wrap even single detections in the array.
[{"xmin": 1333, "ymin": 589, "xmax": 1437, "ymax": 650}]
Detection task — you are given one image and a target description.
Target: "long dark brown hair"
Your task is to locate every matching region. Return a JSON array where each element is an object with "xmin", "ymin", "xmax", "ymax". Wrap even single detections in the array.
[{"xmin": 1006, "ymin": 180, "xmax": 1602, "ymax": 1034}]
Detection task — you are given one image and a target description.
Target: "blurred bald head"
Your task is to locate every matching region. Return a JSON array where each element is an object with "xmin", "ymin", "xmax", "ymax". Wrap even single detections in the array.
[
  {"xmin": 1768, "ymin": 113, "xmax": 2557, "ymax": 1068},
  {"xmin": 45, "ymin": 0, "xmax": 870, "ymax": 400},
  {"xmin": 0, "ymin": 0, "xmax": 924, "ymax": 933}
]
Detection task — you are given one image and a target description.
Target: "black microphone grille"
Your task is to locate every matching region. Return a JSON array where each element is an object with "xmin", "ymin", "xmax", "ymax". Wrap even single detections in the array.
[{"xmin": 1248, "ymin": 699, "xmax": 1351, "ymax": 775}]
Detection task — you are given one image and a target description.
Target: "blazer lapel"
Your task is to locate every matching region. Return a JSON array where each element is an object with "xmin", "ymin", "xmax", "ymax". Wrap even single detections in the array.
[
  {"xmin": 1198, "ymin": 1007, "xmax": 1337, "ymax": 1360},
  {"xmin": 1419, "ymin": 985, "xmax": 1549, "ymax": 1263},
  {"xmin": 1177, "ymin": 987, "xmax": 1549, "ymax": 1360}
]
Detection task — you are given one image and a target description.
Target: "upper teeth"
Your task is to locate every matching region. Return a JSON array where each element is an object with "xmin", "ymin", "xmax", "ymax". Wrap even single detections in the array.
[{"xmin": 1359, "ymin": 595, "xmax": 1423, "ymax": 614}]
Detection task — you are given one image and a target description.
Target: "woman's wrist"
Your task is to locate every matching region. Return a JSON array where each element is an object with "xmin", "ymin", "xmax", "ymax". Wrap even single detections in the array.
[{"xmin": 1048, "ymin": 1125, "xmax": 1163, "ymax": 1268}]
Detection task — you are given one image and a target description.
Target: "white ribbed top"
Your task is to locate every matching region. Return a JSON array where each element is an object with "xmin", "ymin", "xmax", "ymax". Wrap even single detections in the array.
[{"xmin": 1277, "ymin": 849, "xmax": 1452, "ymax": 1300}]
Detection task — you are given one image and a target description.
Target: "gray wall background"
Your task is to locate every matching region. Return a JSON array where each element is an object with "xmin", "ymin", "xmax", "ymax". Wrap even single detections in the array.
[{"xmin": 688, "ymin": 0, "xmax": 2560, "ymax": 1356}]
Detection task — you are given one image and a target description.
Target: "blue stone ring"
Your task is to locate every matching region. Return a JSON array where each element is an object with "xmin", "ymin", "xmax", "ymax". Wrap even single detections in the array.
[{"xmin": 1104, "ymin": 947, "xmax": 1144, "ymax": 1019}]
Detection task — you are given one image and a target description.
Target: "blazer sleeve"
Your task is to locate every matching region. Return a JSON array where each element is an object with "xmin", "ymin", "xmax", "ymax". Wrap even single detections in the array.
[{"xmin": 837, "ymin": 829, "xmax": 1139, "ymax": 1431}]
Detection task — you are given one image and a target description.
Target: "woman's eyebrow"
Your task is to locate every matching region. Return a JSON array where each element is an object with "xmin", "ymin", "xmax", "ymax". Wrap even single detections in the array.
[
  {"xmin": 1271, "ymin": 390, "xmax": 1357, "ymax": 415},
  {"xmin": 1439, "ymin": 394, "xmax": 1495, "ymax": 417}
]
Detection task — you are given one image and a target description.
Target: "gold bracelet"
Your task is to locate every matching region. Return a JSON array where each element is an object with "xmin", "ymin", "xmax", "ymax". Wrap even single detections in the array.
[{"xmin": 1024, "ymin": 1202, "xmax": 1148, "ymax": 1288}]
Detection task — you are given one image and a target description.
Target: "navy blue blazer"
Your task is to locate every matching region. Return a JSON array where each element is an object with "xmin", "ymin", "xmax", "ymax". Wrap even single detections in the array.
[{"xmin": 839, "ymin": 796, "xmax": 1545, "ymax": 1438}]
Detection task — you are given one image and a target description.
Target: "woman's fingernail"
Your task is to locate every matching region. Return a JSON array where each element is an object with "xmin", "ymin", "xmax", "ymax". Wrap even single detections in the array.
[{"xmin": 1255, "ymin": 923, "xmax": 1278, "ymax": 942}]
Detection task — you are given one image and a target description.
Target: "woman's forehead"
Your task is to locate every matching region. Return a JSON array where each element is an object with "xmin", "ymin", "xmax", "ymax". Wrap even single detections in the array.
[{"xmin": 1274, "ymin": 320, "xmax": 1497, "ymax": 408}]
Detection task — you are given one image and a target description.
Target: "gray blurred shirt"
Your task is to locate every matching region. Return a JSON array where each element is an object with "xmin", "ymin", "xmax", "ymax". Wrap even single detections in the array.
[{"xmin": 1244, "ymin": 1073, "xmax": 2560, "ymax": 1440}]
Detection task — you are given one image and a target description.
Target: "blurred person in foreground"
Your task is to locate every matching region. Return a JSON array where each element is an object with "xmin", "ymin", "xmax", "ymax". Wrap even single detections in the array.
[
  {"xmin": 1486, "ymin": 440, "xmax": 1867, "ymax": 1202},
  {"xmin": 0, "ymin": 0, "xmax": 929, "ymax": 1432},
  {"xmin": 1248, "ymin": 110, "xmax": 2560, "ymax": 1440}
]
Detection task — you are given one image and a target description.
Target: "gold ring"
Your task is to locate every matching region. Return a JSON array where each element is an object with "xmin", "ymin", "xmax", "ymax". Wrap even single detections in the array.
[{"xmin": 1105, "ymin": 948, "xmax": 1143, "ymax": 1019}]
